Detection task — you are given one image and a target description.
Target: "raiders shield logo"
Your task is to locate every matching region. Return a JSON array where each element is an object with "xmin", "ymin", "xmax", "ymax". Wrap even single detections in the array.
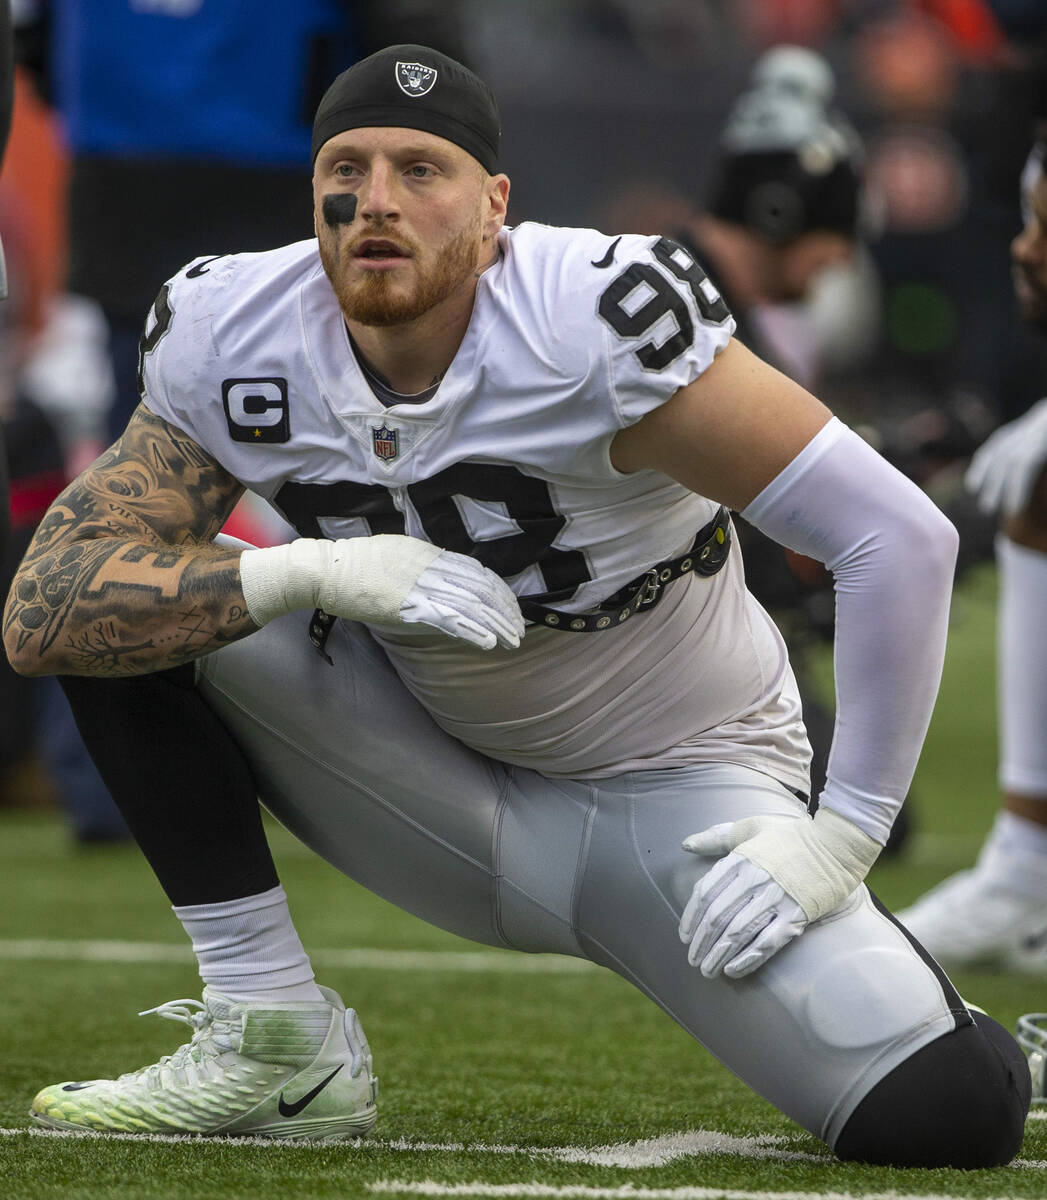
[
  {"xmin": 396, "ymin": 61, "xmax": 437, "ymax": 97},
  {"xmin": 372, "ymin": 424, "xmax": 399, "ymax": 461}
]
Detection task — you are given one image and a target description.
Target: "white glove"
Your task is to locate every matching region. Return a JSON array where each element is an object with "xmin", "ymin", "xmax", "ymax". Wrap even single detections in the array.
[
  {"xmin": 965, "ymin": 398, "xmax": 1047, "ymax": 516},
  {"xmin": 678, "ymin": 807, "xmax": 880, "ymax": 979},
  {"xmin": 239, "ymin": 535, "xmax": 524, "ymax": 650}
]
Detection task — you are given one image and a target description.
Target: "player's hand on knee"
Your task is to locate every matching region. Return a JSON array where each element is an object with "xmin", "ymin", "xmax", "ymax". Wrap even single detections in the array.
[
  {"xmin": 678, "ymin": 808, "xmax": 880, "ymax": 979},
  {"xmin": 678, "ymin": 847, "xmax": 807, "ymax": 978},
  {"xmin": 966, "ymin": 397, "xmax": 1047, "ymax": 516},
  {"xmin": 239, "ymin": 534, "xmax": 525, "ymax": 650}
]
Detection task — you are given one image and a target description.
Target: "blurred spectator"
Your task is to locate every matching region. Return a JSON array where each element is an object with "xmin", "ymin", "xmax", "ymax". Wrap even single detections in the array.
[
  {"xmin": 841, "ymin": 6, "xmax": 1028, "ymax": 425},
  {"xmin": 732, "ymin": 0, "xmax": 849, "ymax": 50}
]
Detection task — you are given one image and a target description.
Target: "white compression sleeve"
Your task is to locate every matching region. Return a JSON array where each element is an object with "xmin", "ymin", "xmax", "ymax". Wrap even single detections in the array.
[
  {"xmin": 742, "ymin": 418, "xmax": 959, "ymax": 843},
  {"xmin": 996, "ymin": 535, "xmax": 1047, "ymax": 795}
]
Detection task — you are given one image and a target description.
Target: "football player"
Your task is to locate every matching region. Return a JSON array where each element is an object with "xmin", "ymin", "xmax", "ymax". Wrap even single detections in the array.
[
  {"xmin": 898, "ymin": 137, "xmax": 1047, "ymax": 973},
  {"xmin": 2, "ymin": 45, "xmax": 1031, "ymax": 1163}
]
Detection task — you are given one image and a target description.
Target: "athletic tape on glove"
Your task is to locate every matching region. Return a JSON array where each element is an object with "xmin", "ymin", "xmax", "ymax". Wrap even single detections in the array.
[
  {"xmin": 678, "ymin": 806, "xmax": 881, "ymax": 979},
  {"xmin": 239, "ymin": 535, "xmax": 524, "ymax": 650}
]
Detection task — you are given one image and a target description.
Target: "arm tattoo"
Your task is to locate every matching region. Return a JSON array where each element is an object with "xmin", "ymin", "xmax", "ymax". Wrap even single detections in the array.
[{"xmin": 3, "ymin": 406, "xmax": 259, "ymax": 676}]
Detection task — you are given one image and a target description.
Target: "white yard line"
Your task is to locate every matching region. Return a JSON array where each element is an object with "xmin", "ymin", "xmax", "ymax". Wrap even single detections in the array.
[
  {"xmin": 544, "ymin": 1131, "xmax": 827, "ymax": 1167},
  {"xmin": 0, "ymin": 939, "xmax": 592, "ymax": 973},
  {"xmin": 0, "ymin": 1128, "xmax": 823, "ymax": 1162},
  {"xmin": 4, "ymin": 1121, "xmax": 1045, "ymax": 1189},
  {"xmin": 366, "ymin": 1185, "xmax": 1028, "ymax": 1200},
  {"xmin": 2, "ymin": 1126, "xmax": 1042, "ymax": 1171}
]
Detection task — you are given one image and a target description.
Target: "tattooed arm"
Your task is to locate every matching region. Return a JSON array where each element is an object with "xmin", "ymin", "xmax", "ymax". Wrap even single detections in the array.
[{"xmin": 2, "ymin": 404, "xmax": 255, "ymax": 677}]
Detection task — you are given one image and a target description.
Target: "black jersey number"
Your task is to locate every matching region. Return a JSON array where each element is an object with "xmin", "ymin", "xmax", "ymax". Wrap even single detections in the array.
[
  {"xmin": 136, "ymin": 284, "xmax": 174, "ymax": 398},
  {"xmin": 275, "ymin": 462, "xmax": 591, "ymax": 601},
  {"xmin": 597, "ymin": 237, "xmax": 730, "ymax": 371}
]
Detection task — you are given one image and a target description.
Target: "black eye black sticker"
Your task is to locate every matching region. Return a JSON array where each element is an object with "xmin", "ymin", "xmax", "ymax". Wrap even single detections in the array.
[{"xmin": 322, "ymin": 194, "xmax": 358, "ymax": 228}]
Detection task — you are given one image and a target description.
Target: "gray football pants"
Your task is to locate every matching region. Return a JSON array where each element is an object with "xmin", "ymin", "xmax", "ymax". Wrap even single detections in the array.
[{"xmin": 196, "ymin": 612, "xmax": 966, "ymax": 1149}]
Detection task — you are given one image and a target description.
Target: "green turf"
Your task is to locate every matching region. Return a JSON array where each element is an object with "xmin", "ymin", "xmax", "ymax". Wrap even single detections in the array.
[{"xmin": 1, "ymin": 562, "xmax": 1045, "ymax": 1198}]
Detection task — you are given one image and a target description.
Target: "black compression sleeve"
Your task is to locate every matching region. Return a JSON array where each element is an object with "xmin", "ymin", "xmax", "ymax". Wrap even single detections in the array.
[{"xmin": 59, "ymin": 668, "xmax": 280, "ymax": 905}]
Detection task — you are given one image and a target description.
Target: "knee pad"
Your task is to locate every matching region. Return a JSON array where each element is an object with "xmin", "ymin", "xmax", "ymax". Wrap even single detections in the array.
[{"xmin": 835, "ymin": 1012, "xmax": 1031, "ymax": 1168}]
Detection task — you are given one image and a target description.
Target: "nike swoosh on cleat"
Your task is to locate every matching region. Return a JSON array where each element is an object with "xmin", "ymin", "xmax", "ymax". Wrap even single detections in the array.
[
  {"xmin": 591, "ymin": 237, "xmax": 621, "ymax": 268},
  {"xmin": 61, "ymin": 1083, "xmax": 92, "ymax": 1092},
  {"xmin": 1020, "ymin": 928, "xmax": 1047, "ymax": 952},
  {"xmin": 277, "ymin": 1063, "xmax": 345, "ymax": 1117},
  {"xmin": 185, "ymin": 255, "xmax": 226, "ymax": 278}
]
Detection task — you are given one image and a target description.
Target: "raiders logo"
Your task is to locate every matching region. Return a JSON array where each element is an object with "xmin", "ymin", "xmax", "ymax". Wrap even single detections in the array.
[
  {"xmin": 223, "ymin": 378, "xmax": 290, "ymax": 444},
  {"xmin": 396, "ymin": 61, "xmax": 437, "ymax": 97}
]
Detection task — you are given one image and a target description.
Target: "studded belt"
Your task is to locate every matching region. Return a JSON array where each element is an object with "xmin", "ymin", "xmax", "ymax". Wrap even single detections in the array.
[
  {"xmin": 518, "ymin": 506, "xmax": 732, "ymax": 633},
  {"xmin": 309, "ymin": 506, "xmax": 732, "ymax": 660}
]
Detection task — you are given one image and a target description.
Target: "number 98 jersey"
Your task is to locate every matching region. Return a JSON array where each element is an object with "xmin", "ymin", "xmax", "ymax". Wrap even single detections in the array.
[{"xmin": 139, "ymin": 222, "xmax": 735, "ymax": 615}]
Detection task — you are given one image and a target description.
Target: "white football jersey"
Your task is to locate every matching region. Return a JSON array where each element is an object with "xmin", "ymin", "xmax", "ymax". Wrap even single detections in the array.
[
  {"xmin": 142, "ymin": 223, "xmax": 734, "ymax": 610},
  {"xmin": 142, "ymin": 222, "xmax": 810, "ymax": 789}
]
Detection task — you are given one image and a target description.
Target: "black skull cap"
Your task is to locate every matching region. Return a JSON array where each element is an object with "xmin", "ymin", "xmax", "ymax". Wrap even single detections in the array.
[{"xmin": 312, "ymin": 44, "xmax": 500, "ymax": 172}]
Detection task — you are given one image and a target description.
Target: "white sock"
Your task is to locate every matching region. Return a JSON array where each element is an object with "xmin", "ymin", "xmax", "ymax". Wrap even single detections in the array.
[
  {"xmin": 989, "ymin": 809, "xmax": 1047, "ymax": 857},
  {"xmin": 173, "ymin": 884, "xmax": 326, "ymax": 1003},
  {"xmin": 997, "ymin": 536, "xmax": 1047, "ymax": 795},
  {"xmin": 979, "ymin": 811, "xmax": 1047, "ymax": 897}
]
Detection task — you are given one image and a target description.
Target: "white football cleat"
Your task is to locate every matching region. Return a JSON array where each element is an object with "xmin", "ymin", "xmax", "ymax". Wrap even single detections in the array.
[
  {"xmin": 897, "ymin": 850, "xmax": 1047, "ymax": 973},
  {"xmin": 30, "ymin": 986, "xmax": 378, "ymax": 1140}
]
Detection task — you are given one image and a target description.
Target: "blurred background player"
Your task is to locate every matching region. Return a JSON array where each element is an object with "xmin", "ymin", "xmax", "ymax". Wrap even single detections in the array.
[
  {"xmin": 676, "ymin": 45, "xmax": 862, "ymax": 383},
  {"xmin": 898, "ymin": 128, "xmax": 1047, "ymax": 971}
]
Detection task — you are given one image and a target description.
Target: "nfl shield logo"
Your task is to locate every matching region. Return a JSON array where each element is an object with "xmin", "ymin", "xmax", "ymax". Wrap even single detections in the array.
[
  {"xmin": 396, "ymin": 61, "xmax": 437, "ymax": 97},
  {"xmin": 372, "ymin": 424, "xmax": 399, "ymax": 461}
]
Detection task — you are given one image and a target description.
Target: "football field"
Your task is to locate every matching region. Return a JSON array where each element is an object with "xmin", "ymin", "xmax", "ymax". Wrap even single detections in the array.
[{"xmin": 1, "ymin": 564, "xmax": 1045, "ymax": 1199}]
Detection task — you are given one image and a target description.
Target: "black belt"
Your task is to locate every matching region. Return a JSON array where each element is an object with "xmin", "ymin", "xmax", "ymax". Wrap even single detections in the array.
[
  {"xmin": 518, "ymin": 505, "xmax": 731, "ymax": 633},
  {"xmin": 309, "ymin": 506, "xmax": 731, "ymax": 659}
]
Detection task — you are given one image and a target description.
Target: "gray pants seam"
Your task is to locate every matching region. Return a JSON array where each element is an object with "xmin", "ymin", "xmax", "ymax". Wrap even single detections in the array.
[
  {"xmin": 569, "ymin": 787, "xmax": 599, "ymax": 949},
  {"xmin": 490, "ymin": 770, "xmax": 512, "ymax": 948}
]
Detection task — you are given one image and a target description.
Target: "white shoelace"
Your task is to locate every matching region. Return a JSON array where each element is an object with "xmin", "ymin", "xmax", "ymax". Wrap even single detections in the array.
[{"xmin": 124, "ymin": 999, "xmax": 236, "ymax": 1079}]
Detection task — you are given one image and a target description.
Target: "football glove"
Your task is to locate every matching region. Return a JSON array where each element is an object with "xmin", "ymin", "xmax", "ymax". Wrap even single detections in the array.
[
  {"xmin": 965, "ymin": 397, "xmax": 1047, "ymax": 516},
  {"xmin": 239, "ymin": 534, "xmax": 524, "ymax": 650},
  {"xmin": 678, "ymin": 807, "xmax": 880, "ymax": 979}
]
